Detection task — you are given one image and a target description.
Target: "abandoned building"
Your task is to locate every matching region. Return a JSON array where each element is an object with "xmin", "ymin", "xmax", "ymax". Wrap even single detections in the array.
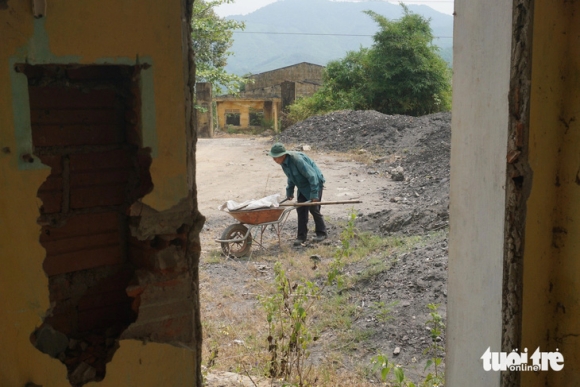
[
  {"xmin": 1, "ymin": 1, "xmax": 203, "ymax": 386},
  {"xmin": 214, "ymin": 62, "xmax": 324, "ymax": 132}
]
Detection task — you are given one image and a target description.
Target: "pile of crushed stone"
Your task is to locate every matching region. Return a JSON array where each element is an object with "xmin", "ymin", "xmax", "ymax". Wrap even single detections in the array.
[
  {"xmin": 277, "ymin": 110, "xmax": 451, "ymax": 235},
  {"xmin": 278, "ymin": 110, "xmax": 452, "ymax": 374}
]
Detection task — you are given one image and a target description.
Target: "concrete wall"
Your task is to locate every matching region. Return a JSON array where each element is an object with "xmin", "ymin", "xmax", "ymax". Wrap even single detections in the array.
[
  {"xmin": 447, "ymin": 0, "xmax": 512, "ymax": 385},
  {"xmin": 0, "ymin": 1, "xmax": 202, "ymax": 386}
]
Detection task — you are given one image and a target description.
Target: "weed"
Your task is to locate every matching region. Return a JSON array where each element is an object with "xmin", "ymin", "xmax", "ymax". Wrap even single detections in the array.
[
  {"xmin": 259, "ymin": 262, "xmax": 320, "ymax": 386},
  {"xmin": 371, "ymin": 303, "xmax": 445, "ymax": 387},
  {"xmin": 203, "ymin": 249, "xmax": 224, "ymax": 264},
  {"xmin": 422, "ymin": 303, "xmax": 445, "ymax": 386},
  {"xmin": 370, "ymin": 300, "xmax": 398, "ymax": 323}
]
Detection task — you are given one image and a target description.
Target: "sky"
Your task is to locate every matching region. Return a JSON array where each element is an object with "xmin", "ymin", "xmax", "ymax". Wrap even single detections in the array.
[{"xmin": 215, "ymin": 0, "xmax": 454, "ymax": 17}]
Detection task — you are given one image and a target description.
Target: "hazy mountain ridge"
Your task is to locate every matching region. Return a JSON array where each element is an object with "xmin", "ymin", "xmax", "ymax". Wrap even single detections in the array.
[{"xmin": 225, "ymin": 0, "xmax": 453, "ymax": 75}]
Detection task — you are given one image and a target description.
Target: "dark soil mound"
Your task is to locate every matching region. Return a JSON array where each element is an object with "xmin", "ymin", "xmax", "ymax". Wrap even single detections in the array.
[{"xmin": 278, "ymin": 110, "xmax": 451, "ymax": 235}]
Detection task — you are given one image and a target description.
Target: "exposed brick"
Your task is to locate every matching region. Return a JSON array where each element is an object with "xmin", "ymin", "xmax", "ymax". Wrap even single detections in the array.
[
  {"xmin": 31, "ymin": 124, "xmax": 125, "ymax": 147},
  {"xmin": 66, "ymin": 66, "xmax": 129, "ymax": 81},
  {"xmin": 36, "ymin": 154, "xmax": 63, "ymax": 174},
  {"xmin": 45, "ymin": 311, "xmax": 77, "ymax": 336},
  {"xmin": 128, "ymin": 238, "xmax": 155, "ymax": 270},
  {"xmin": 69, "ymin": 149, "xmax": 132, "ymax": 172},
  {"xmin": 37, "ymin": 188, "xmax": 62, "ymax": 214},
  {"xmin": 70, "ymin": 183, "xmax": 127, "ymax": 209},
  {"xmin": 41, "ymin": 231, "xmax": 119, "ymax": 256},
  {"xmin": 28, "ymin": 87, "xmax": 119, "ymax": 110},
  {"xmin": 77, "ymin": 289, "xmax": 133, "ymax": 312},
  {"xmin": 70, "ymin": 169, "xmax": 130, "ymax": 188},
  {"xmin": 77, "ymin": 301, "xmax": 135, "ymax": 332},
  {"xmin": 121, "ymin": 313, "xmax": 192, "ymax": 344},
  {"xmin": 132, "ymin": 299, "xmax": 192, "ymax": 323},
  {"xmin": 138, "ymin": 278, "xmax": 192, "ymax": 306},
  {"xmin": 43, "ymin": 245, "xmax": 123, "ymax": 276},
  {"xmin": 81, "ymin": 266, "xmax": 134, "ymax": 296},
  {"xmin": 41, "ymin": 212, "xmax": 120, "ymax": 240},
  {"xmin": 38, "ymin": 175, "xmax": 63, "ymax": 191},
  {"xmin": 29, "ymin": 108, "xmax": 123, "ymax": 126}
]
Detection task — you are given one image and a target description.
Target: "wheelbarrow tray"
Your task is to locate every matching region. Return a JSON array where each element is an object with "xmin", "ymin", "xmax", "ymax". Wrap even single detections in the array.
[{"xmin": 227, "ymin": 207, "xmax": 286, "ymax": 225}]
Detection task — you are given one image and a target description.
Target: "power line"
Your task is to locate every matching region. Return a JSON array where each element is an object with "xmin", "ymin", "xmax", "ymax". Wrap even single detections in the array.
[{"xmin": 233, "ymin": 31, "xmax": 453, "ymax": 39}]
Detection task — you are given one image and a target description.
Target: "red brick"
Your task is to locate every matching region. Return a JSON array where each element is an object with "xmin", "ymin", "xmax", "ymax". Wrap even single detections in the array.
[
  {"xmin": 128, "ymin": 239, "xmax": 155, "ymax": 269},
  {"xmin": 38, "ymin": 175, "xmax": 63, "ymax": 191},
  {"xmin": 69, "ymin": 149, "xmax": 132, "ymax": 172},
  {"xmin": 121, "ymin": 313, "xmax": 192, "ymax": 344},
  {"xmin": 31, "ymin": 124, "xmax": 125, "ymax": 147},
  {"xmin": 139, "ymin": 278, "xmax": 192, "ymax": 305},
  {"xmin": 41, "ymin": 231, "xmax": 119, "ymax": 256},
  {"xmin": 66, "ymin": 66, "xmax": 128, "ymax": 81},
  {"xmin": 133, "ymin": 299, "xmax": 192, "ymax": 323},
  {"xmin": 41, "ymin": 212, "xmax": 120, "ymax": 240},
  {"xmin": 28, "ymin": 87, "xmax": 118, "ymax": 110},
  {"xmin": 78, "ymin": 301, "xmax": 135, "ymax": 332},
  {"xmin": 70, "ymin": 183, "xmax": 127, "ymax": 208},
  {"xmin": 29, "ymin": 108, "xmax": 123, "ymax": 126},
  {"xmin": 36, "ymin": 154, "xmax": 63, "ymax": 174},
  {"xmin": 37, "ymin": 189, "xmax": 62, "ymax": 214},
  {"xmin": 43, "ymin": 245, "xmax": 123, "ymax": 276},
  {"xmin": 77, "ymin": 289, "xmax": 132, "ymax": 311},
  {"xmin": 45, "ymin": 311, "xmax": 77, "ymax": 336},
  {"xmin": 70, "ymin": 169, "xmax": 130, "ymax": 188},
  {"xmin": 82, "ymin": 266, "xmax": 134, "ymax": 296}
]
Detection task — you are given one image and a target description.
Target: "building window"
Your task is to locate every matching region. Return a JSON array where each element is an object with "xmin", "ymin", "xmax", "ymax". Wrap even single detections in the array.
[
  {"xmin": 225, "ymin": 109, "xmax": 241, "ymax": 126},
  {"xmin": 249, "ymin": 109, "xmax": 264, "ymax": 126}
]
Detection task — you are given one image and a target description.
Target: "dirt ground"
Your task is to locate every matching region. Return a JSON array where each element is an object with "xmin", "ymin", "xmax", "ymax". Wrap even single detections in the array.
[
  {"xmin": 196, "ymin": 136, "xmax": 395, "ymax": 241},
  {"xmin": 197, "ymin": 110, "xmax": 450, "ymax": 386}
]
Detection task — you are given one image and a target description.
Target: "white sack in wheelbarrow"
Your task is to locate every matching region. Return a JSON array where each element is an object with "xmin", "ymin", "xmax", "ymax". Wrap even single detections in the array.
[{"xmin": 218, "ymin": 193, "xmax": 281, "ymax": 212}]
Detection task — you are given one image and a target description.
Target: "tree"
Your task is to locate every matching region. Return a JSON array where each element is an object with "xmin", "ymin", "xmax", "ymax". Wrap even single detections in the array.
[
  {"xmin": 364, "ymin": 5, "xmax": 451, "ymax": 115},
  {"xmin": 288, "ymin": 4, "xmax": 451, "ymax": 121},
  {"xmin": 192, "ymin": 0, "xmax": 246, "ymax": 94}
]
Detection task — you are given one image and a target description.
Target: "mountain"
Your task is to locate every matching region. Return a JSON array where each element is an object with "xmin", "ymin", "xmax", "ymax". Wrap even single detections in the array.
[{"xmin": 225, "ymin": 0, "xmax": 453, "ymax": 75}]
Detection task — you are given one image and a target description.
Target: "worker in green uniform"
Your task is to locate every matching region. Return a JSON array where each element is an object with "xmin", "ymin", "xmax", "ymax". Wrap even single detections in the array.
[{"xmin": 268, "ymin": 143, "xmax": 327, "ymax": 245}]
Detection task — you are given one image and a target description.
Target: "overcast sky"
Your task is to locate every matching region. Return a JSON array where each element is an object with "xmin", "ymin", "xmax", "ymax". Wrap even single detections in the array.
[{"xmin": 215, "ymin": 0, "xmax": 454, "ymax": 17}]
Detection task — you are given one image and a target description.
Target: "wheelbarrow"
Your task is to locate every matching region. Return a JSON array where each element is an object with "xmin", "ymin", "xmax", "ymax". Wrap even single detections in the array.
[{"xmin": 215, "ymin": 200, "xmax": 362, "ymax": 257}]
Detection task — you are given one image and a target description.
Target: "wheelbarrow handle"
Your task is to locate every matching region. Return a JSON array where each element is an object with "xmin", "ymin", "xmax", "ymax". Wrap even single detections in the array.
[{"xmin": 279, "ymin": 200, "xmax": 362, "ymax": 207}]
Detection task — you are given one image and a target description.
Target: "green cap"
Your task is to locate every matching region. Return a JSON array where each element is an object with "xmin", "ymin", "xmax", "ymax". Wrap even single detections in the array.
[{"xmin": 268, "ymin": 143, "xmax": 288, "ymax": 157}]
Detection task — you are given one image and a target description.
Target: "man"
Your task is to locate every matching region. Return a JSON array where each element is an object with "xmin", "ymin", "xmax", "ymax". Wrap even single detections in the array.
[{"xmin": 268, "ymin": 142, "xmax": 327, "ymax": 245}]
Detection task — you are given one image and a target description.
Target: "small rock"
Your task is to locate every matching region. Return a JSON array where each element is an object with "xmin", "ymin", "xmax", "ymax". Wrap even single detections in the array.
[
  {"xmin": 309, "ymin": 255, "xmax": 321, "ymax": 263},
  {"xmin": 301, "ymin": 144, "xmax": 311, "ymax": 151},
  {"xmin": 393, "ymin": 347, "xmax": 401, "ymax": 355}
]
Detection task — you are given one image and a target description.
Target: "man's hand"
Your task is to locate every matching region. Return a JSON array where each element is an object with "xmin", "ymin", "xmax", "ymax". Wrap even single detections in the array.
[
  {"xmin": 311, "ymin": 198, "xmax": 320, "ymax": 202},
  {"xmin": 287, "ymin": 196, "xmax": 294, "ymax": 201}
]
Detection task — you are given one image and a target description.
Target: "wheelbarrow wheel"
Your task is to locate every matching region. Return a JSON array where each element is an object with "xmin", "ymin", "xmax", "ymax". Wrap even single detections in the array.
[{"xmin": 220, "ymin": 224, "xmax": 252, "ymax": 257}]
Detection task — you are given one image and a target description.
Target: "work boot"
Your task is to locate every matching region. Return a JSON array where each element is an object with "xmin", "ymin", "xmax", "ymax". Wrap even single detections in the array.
[
  {"xmin": 293, "ymin": 239, "xmax": 306, "ymax": 246},
  {"xmin": 312, "ymin": 234, "xmax": 327, "ymax": 242}
]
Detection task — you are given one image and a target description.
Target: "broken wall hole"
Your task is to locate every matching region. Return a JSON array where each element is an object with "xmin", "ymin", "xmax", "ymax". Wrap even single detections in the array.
[{"xmin": 19, "ymin": 63, "xmax": 177, "ymax": 386}]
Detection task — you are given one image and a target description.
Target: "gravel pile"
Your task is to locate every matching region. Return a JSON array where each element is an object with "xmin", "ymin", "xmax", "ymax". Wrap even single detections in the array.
[{"xmin": 278, "ymin": 110, "xmax": 451, "ymax": 235}]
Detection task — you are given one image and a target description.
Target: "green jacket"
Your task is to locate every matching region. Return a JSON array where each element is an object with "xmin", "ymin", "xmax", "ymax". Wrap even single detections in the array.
[{"xmin": 281, "ymin": 151, "xmax": 325, "ymax": 200}]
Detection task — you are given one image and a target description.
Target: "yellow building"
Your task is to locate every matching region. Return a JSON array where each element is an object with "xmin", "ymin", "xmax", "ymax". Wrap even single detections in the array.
[
  {"xmin": 449, "ymin": 0, "xmax": 580, "ymax": 386},
  {"xmin": 215, "ymin": 62, "xmax": 324, "ymax": 131},
  {"xmin": 1, "ymin": 1, "xmax": 203, "ymax": 386}
]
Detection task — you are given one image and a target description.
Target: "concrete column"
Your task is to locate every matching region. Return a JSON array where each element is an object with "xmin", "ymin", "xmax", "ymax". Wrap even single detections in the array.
[
  {"xmin": 447, "ymin": 0, "xmax": 513, "ymax": 386},
  {"xmin": 280, "ymin": 81, "xmax": 296, "ymax": 111},
  {"xmin": 195, "ymin": 82, "xmax": 213, "ymax": 138}
]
